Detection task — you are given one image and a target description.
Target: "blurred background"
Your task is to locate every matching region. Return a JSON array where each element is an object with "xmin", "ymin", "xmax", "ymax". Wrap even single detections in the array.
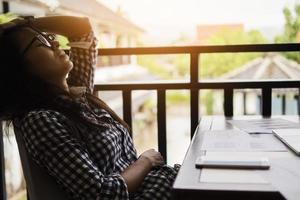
[{"xmin": 1, "ymin": 0, "xmax": 300, "ymax": 199}]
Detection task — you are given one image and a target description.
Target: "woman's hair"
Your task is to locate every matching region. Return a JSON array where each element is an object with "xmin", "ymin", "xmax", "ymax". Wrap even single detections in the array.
[{"xmin": 0, "ymin": 25, "xmax": 131, "ymax": 136}]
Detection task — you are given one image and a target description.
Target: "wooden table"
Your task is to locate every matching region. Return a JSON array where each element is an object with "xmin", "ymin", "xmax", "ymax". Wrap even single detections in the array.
[{"xmin": 172, "ymin": 116, "xmax": 300, "ymax": 200}]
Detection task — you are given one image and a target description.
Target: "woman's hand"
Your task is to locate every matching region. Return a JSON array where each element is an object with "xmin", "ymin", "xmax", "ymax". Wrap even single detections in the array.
[
  {"xmin": 139, "ymin": 149, "xmax": 165, "ymax": 167},
  {"xmin": 120, "ymin": 149, "xmax": 164, "ymax": 193}
]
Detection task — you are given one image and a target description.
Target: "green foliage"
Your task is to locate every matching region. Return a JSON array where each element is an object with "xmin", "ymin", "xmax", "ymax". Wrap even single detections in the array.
[
  {"xmin": 172, "ymin": 54, "xmax": 189, "ymax": 77},
  {"xmin": 0, "ymin": 13, "xmax": 17, "ymax": 24},
  {"xmin": 170, "ymin": 29, "xmax": 266, "ymax": 79},
  {"xmin": 200, "ymin": 90, "xmax": 214, "ymax": 115},
  {"xmin": 274, "ymin": 4, "xmax": 300, "ymax": 62},
  {"xmin": 137, "ymin": 55, "xmax": 172, "ymax": 79},
  {"xmin": 138, "ymin": 28, "xmax": 266, "ymax": 110},
  {"xmin": 199, "ymin": 29, "xmax": 266, "ymax": 113},
  {"xmin": 201, "ymin": 52, "xmax": 261, "ymax": 78},
  {"xmin": 207, "ymin": 29, "xmax": 266, "ymax": 45},
  {"xmin": 201, "ymin": 29, "xmax": 266, "ymax": 78},
  {"xmin": 138, "ymin": 29, "xmax": 266, "ymax": 80},
  {"xmin": 56, "ymin": 35, "xmax": 70, "ymax": 49},
  {"xmin": 166, "ymin": 91, "xmax": 190, "ymax": 105}
]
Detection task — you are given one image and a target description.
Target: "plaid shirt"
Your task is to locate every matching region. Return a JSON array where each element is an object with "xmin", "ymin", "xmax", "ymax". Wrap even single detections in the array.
[{"xmin": 13, "ymin": 31, "xmax": 179, "ymax": 200}]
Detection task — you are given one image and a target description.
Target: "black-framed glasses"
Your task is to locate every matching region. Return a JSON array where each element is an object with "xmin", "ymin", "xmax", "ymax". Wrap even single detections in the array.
[{"xmin": 21, "ymin": 31, "xmax": 56, "ymax": 57}]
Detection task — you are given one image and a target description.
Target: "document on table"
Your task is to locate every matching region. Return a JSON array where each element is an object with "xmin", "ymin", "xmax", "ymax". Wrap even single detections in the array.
[
  {"xmin": 198, "ymin": 152, "xmax": 276, "ymax": 184},
  {"xmin": 200, "ymin": 168, "xmax": 269, "ymax": 184},
  {"xmin": 201, "ymin": 130, "xmax": 287, "ymax": 152},
  {"xmin": 228, "ymin": 118, "xmax": 300, "ymax": 134}
]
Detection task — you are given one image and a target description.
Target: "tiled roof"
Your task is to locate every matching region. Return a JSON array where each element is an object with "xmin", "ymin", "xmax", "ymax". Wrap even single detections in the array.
[
  {"xmin": 24, "ymin": 0, "xmax": 143, "ymax": 33},
  {"xmin": 220, "ymin": 53, "xmax": 300, "ymax": 80}
]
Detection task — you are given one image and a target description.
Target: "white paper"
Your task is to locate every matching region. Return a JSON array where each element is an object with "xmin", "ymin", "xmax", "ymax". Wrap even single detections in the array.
[
  {"xmin": 205, "ymin": 151, "xmax": 293, "ymax": 160},
  {"xmin": 200, "ymin": 168, "xmax": 269, "ymax": 184},
  {"xmin": 201, "ymin": 131, "xmax": 287, "ymax": 152},
  {"xmin": 228, "ymin": 118, "xmax": 300, "ymax": 134}
]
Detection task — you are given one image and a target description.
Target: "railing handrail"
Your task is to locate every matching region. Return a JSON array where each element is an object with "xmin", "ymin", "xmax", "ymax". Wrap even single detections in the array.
[
  {"xmin": 95, "ymin": 80, "xmax": 300, "ymax": 90},
  {"xmin": 99, "ymin": 43, "xmax": 300, "ymax": 55}
]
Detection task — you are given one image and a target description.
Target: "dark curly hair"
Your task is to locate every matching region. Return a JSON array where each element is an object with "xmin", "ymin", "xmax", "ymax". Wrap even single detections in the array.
[{"xmin": 0, "ymin": 23, "xmax": 131, "ymax": 135}]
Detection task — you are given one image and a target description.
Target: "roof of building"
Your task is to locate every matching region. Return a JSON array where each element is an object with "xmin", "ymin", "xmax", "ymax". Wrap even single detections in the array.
[
  {"xmin": 35, "ymin": 0, "xmax": 59, "ymax": 8},
  {"xmin": 220, "ymin": 53, "xmax": 300, "ymax": 80},
  {"xmin": 57, "ymin": 0, "xmax": 143, "ymax": 34},
  {"xmin": 29, "ymin": 0, "xmax": 143, "ymax": 34}
]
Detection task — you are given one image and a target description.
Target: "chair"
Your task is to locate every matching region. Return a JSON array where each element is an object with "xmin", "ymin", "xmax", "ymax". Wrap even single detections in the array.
[{"xmin": 13, "ymin": 119, "xmax": 69, "ymax": 200}]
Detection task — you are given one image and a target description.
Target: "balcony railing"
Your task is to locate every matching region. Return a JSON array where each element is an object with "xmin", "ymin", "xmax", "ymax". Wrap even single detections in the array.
[
  {"xmin": 1, "ymin": 43, "xmax": 300, "ymax": 200},
  {"xmin": 94, "ymin": 43, "xmax": 300, "ymax": 161}
]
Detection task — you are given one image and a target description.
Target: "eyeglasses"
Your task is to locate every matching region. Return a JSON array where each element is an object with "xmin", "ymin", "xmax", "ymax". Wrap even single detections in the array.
[{"xmin": 21, "ymin": 30, "xmax": 56, "ymax": 57}]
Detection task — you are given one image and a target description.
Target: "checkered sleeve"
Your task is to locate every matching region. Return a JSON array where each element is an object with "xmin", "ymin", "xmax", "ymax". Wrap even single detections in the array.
[
  {"xmin": 66, "ymin": 31, "xmax": 98, "ymax": 94},
  {"xmin": 19, "ymin": 110, "xmax": 129, "ymax": 200}
]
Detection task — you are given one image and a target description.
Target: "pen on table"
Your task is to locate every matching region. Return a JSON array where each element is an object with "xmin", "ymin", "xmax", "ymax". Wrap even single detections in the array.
[{"xmin": 248, "ymin": 132, "xmax": 273, "ymax": 134}]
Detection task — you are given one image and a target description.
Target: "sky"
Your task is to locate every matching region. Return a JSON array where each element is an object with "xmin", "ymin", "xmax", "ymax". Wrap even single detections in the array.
[{"xmin": 99, "ymin": 0, "xmax": 300, "ymax": 43}]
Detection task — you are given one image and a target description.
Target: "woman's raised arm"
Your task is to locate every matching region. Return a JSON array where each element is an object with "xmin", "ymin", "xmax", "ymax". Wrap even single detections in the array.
[
  {"xmin": 30, "ymin": 16, "xmax": 98, "ymax": 93},
  {"xmin": 30, "ymin": 16, "xmax": 92, "ymax": 38}
]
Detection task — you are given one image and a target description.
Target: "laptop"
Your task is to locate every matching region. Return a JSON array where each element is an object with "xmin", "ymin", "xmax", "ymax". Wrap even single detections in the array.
[{"xmin": 272, "ymin": 129, "xmax": 300, "ymax": 155}]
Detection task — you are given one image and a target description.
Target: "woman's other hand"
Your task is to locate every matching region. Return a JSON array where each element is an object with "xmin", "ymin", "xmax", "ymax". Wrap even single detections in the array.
[
  {"xmin": 121, "ymin": 149, "xmax": 165, "ymax": 193},
  {"xmin": 139, "ymin": 149, "xmax": 165, "ymax": 167}
]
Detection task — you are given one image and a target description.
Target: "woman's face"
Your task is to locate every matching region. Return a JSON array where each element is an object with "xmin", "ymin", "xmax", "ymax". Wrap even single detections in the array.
[{"xmin": 15, "ymin": 27, "xmax": 73, "ymax": 84}]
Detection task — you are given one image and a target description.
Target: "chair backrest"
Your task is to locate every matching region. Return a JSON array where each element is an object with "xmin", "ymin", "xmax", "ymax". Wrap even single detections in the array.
[{"xmin": 13, "ymin": 120, "xmax": 69, "ymax": 200}]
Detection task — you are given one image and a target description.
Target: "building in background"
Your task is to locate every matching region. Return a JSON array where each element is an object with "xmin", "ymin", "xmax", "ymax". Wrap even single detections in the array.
[
  {"xmin": 212, "ymin": 53, "xmax": 300, "ymax": 115},
  {"xmin": 196, "ymin": 23, "xmax": 244, "ymax": 45},
  {"xmin": 1, "ymin": 0, "xmax": 144, "ymax": 64},
  {"xmin": 1, "ymin": 0, "xmax": 143, "ymax": 47}
]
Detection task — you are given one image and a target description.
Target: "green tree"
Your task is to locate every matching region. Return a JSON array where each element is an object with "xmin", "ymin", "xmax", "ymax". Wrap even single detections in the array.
[
  {"xmin": 137, "ymin": 27, "xmax": 267, "ymax": 114},
  {"xmin": 170, "ymin": 28, "xmax": 266, "ymax": 79},
  {"xmin": 137, "ymin": 55, "xmax": 172, "ymax": 79},
  {"xmin": 275, "ymin": 4, "xmax": 300, "ymax": 62},
  {"xmin": 201, "ymin": 29, "xmax": 266, "ymax": 78}
]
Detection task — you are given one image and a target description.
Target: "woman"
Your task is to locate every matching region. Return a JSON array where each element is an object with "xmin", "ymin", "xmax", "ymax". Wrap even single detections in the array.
[{"xmin": 0, "ymin": 16, "xmax": 179, "ymax": 200}]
